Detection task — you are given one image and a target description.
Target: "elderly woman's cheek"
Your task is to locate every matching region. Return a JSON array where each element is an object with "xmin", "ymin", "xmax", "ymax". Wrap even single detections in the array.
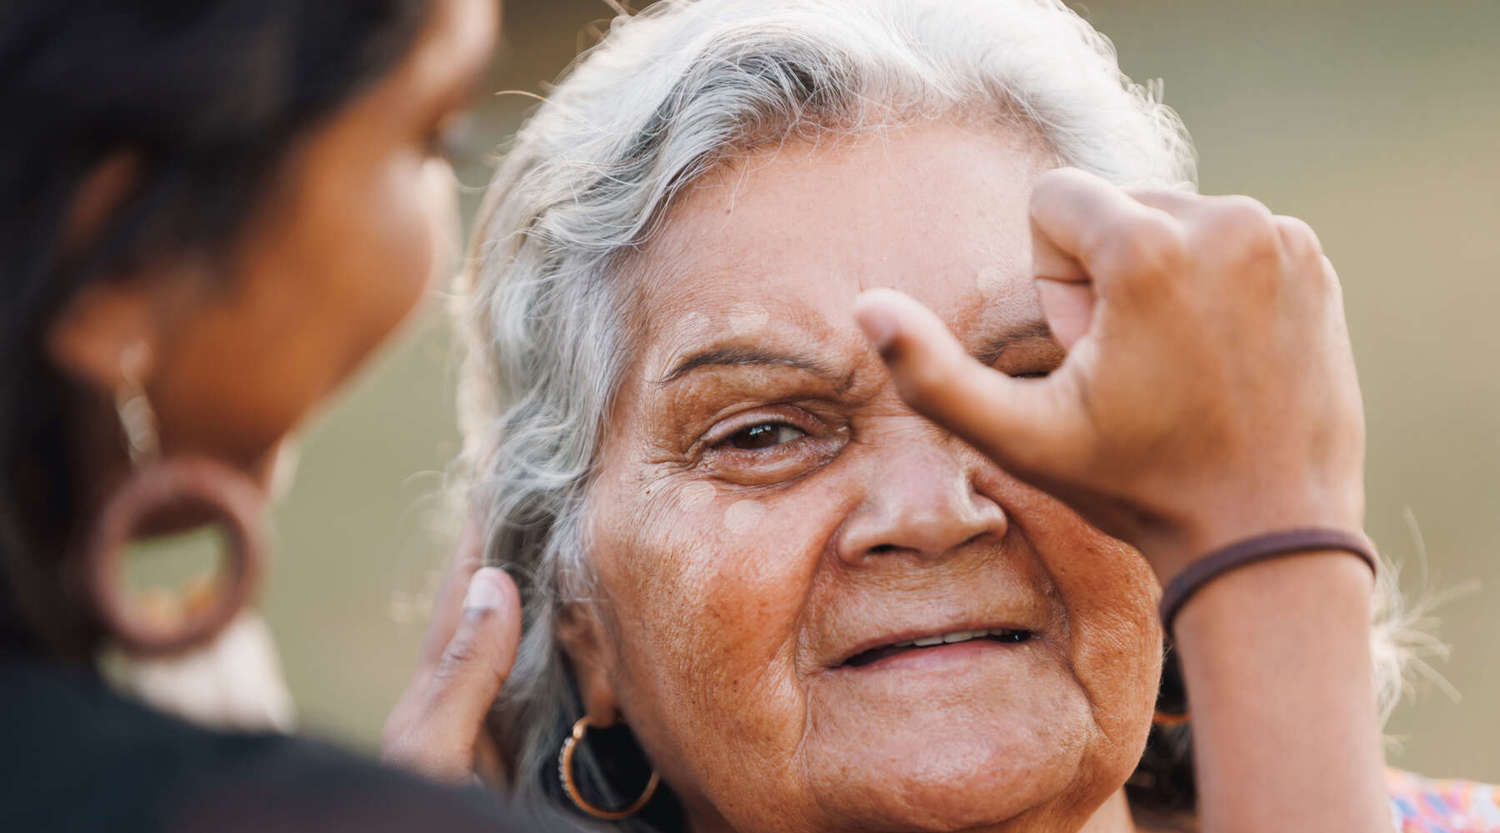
[
  {"xmin": 981, "ymin": 475, "xmax": 1163, "ymax": 781},
  {"xmin": 592, "ymin": 480, "xmax": 828, "ymax": 813},
  {"xmin": 606, "ymin": 484, "xmax": 813, "ymax": 703}
]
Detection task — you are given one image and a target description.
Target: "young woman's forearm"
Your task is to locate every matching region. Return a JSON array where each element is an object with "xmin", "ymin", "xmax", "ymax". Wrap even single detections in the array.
[{"xmin": 1172, "ymin": 553, "xmax": 1388, "ymax": 833}]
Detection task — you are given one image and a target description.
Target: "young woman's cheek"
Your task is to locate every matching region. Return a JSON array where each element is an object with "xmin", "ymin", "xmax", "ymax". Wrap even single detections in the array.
[
  {"xmin": 416, "ymin": 157, "xmax": 461, "ymax": 292},
  {"xmin": 361, "ymin": 154, "xmax": 456, "ymax": 337}
]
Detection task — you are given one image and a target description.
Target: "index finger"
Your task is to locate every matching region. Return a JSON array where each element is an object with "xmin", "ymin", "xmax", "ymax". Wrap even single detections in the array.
[{"xmin": 417, "ymin": 518, "xmax": 487, "ymax": 673}]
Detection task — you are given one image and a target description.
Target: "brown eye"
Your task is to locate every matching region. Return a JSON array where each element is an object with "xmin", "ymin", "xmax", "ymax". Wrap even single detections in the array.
[{"xmin": 727, "ymin": 422, "xmax": 807, "ymax": 450}]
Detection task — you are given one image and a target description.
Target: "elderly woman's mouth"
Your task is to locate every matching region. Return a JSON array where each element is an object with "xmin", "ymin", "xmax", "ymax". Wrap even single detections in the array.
[{"xmin": 837, "ymin": 627, "xmax": 1036, "ymax": 670}]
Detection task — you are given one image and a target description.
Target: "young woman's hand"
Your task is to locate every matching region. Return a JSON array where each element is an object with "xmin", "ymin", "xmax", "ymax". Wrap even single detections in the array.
[
  {"xmin": 857, "ymin": 167, "xmax": 1388, "ymax": 833},
  {"xmin": 382, "ymin": 523, "xmax": 519, "ymax": 786},
  {"xmin": 854, "ymin": 167, "xmax": 1366, "ymax": 583}
]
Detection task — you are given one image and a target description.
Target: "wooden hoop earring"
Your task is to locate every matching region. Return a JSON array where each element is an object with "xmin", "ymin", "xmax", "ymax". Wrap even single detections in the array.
[
  {"xmin": 557, "ymin": 716, "xmax": 660, "ymax": 820},
  {"xmin": 83, "ymin": 456, "xmax": 266, "ymax": 657}
]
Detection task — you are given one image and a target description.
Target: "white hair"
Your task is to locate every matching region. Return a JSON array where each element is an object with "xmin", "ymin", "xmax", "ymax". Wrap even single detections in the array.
[{"xmin": 454, "ymin": 0, "xmax": 1395, "ymax": 820}]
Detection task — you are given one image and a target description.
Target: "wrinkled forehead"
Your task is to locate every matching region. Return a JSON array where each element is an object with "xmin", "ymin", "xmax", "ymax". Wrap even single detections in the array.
[{"xmin": 622, "ymin": 122, "xmax": 1053, "ymax": 378}]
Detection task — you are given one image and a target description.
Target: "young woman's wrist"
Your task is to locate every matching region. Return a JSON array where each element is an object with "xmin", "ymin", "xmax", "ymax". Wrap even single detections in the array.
[
  {"xmin": 1139, "ymin": 488, "xmax": 1367, "ymax": 587},
  {"xmin": 1171, "ymin": 548, "xmax": 1376, "ymax": 635}
]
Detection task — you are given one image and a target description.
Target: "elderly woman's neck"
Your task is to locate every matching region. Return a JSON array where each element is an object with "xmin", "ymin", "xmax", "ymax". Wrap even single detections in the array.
[
  {"xmin": 1092, "ymin": 789, "xmax": 1198, "ymax": 833},
  {"xmin": 1081, "ymin": 789, "xmax": 1149, "ymax": 833},
  {"xmin": 1086, "ymin": 792, "xmax": 1128, "ymax": 828}
]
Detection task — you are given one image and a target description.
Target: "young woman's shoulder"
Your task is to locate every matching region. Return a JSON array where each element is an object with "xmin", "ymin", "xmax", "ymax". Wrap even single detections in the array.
[
  {"xmin": 1389, "ymin": 768, "xmax": 1500, "ymax": 833},
  {"xmin": 0, "ymin": 656, "xmax": 552, "ymax": 833}
]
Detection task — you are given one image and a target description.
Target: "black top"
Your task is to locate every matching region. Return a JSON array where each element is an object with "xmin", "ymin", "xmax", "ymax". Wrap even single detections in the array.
[{"xmin": 0, "ymin": 653, "xmax": 563, "ymax": 833}]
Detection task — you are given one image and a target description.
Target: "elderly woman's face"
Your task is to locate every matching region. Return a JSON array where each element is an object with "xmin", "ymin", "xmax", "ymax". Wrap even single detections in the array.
[{"xmin": 574, "ymin": 122, "xmax": 1162, "ymax": 833}]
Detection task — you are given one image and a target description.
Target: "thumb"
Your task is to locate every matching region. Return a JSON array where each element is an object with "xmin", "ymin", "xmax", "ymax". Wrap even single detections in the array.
[
  {"xmin": 385, "ymin": 567, "xmax": 521, "ymax": 781},
  {"xmin": 853, "ymin": 287, "xmax": 1081, "ymax": 475},
  {"xmin": 1035, "ymin": 279, "xmax": 1097, "ymax": 350},
  {"xmin": 429, "ymin": 567, "xmax": 521, "ymax": 739}
]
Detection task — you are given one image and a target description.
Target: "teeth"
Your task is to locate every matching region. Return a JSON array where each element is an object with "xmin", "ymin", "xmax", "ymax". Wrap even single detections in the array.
[
  {"xmin": 869, "ymin": 628, "xmax": 1028, "ymax": 659},
  {"xmin": 921, "ymin": 628, "xmax": 1022, "ymax": 646}
]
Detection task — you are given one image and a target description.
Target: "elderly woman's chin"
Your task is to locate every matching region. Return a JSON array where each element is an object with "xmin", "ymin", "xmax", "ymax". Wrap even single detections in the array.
[{"xmin": 800, "ymin": 658, "xmax": 1124, "ymax": 832}]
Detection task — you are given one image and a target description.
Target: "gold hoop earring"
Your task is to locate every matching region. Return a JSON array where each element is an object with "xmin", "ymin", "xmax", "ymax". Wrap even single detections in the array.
[
  {"xmin": 557, "ymin": 716, "xmax": 660, "ymax": 821},
  {"xmin": 81, "ymin": 345, "xmax": 267, "ymax": 657},
  {"xmin": 1152, "ymin": 709, "xmax": 1191, "ymax": 728}
]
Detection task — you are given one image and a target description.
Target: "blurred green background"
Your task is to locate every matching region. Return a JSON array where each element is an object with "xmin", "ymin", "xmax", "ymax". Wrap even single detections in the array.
[{"xmin": 263, "ymin": 0, "xmax": 1500, "ymax": 782}]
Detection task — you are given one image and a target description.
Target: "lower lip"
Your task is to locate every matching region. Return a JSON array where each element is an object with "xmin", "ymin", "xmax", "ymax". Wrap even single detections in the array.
[{"xmin": 837, "ymin": 638, "xmax": 1031, "ymax": 674}]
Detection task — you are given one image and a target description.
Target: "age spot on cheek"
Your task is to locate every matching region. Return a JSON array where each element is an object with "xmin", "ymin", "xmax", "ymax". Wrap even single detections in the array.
[
  {"xmin": 723, "ymin": 499, "xmax": 768, "ymax": 535},
  {"xmin": 727, "ymin": 303, "xmax": 769, "ymax": 336},
  {"xmin": 678, "ymin": 481, "xmax": 718, "ymax": 511}
]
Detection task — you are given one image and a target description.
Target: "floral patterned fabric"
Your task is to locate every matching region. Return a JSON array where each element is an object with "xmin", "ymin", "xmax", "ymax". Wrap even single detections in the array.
[{"xmin": 1390, "ymin": 769, "xmax": 1500, "ymax": 832}]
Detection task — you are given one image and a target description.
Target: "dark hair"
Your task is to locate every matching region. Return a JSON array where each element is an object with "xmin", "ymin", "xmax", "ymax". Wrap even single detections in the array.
[
  {"xmin": 0, "ymin": 0, "xmax": 432, "ymax": 659},
  {"xmin": 1127, "ymin": 647, "xmax": 1198, "ymax": 822}
]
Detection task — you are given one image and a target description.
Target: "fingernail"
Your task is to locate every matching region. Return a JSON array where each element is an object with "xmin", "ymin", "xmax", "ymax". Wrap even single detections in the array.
[
  {"xmin": 855, "ymin": 307, "xmax": 896, "ymax": 353},
  {"xmin": 464, "ymin": 569, "xmax": 503, "ymax": 612}
]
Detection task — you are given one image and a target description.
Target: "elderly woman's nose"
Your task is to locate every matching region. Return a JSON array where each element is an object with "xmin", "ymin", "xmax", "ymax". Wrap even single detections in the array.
[{"xmin": 835, "ymin": 437, "xmax": 1008, "ymax": 563}]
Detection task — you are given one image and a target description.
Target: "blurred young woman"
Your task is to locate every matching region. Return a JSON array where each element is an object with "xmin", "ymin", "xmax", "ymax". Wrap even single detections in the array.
[{"xmin": 0, "ymin": 2, "xmax": 549, "ymax": 831}]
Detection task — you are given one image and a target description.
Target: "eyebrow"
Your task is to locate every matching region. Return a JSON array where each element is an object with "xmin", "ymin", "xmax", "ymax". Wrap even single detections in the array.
[
  {"xmin": 658, "ymin": 319, "xmax": 1057, "ymax": 387},
  {"xmin": 657, "ymin": 347, "xmax": 841, "ymax": 386},
  {"xmin": 973, "ymin": 319, "xmax": 1056, "ymax": 366}
]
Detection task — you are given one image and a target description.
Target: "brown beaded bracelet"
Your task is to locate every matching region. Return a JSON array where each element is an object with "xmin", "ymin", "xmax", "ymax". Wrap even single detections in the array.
[{"xmin": 1159, "ymin": 528, "xmax": 1378, "ymax": 634}]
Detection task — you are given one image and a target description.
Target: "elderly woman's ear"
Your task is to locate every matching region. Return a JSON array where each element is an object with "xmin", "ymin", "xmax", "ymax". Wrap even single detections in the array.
[{"xmin": 556, "ymin": 604, "xmax": 622, "ymax": 726}]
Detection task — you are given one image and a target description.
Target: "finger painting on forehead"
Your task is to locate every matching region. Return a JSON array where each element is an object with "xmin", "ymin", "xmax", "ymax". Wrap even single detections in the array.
[
  {"xmin": 727, "ymin": 303, "xmax": 770, "ymax": 337},
  {"xmin": 679, "ymin": 312, "xmax": 713, "ymax": 339}
]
